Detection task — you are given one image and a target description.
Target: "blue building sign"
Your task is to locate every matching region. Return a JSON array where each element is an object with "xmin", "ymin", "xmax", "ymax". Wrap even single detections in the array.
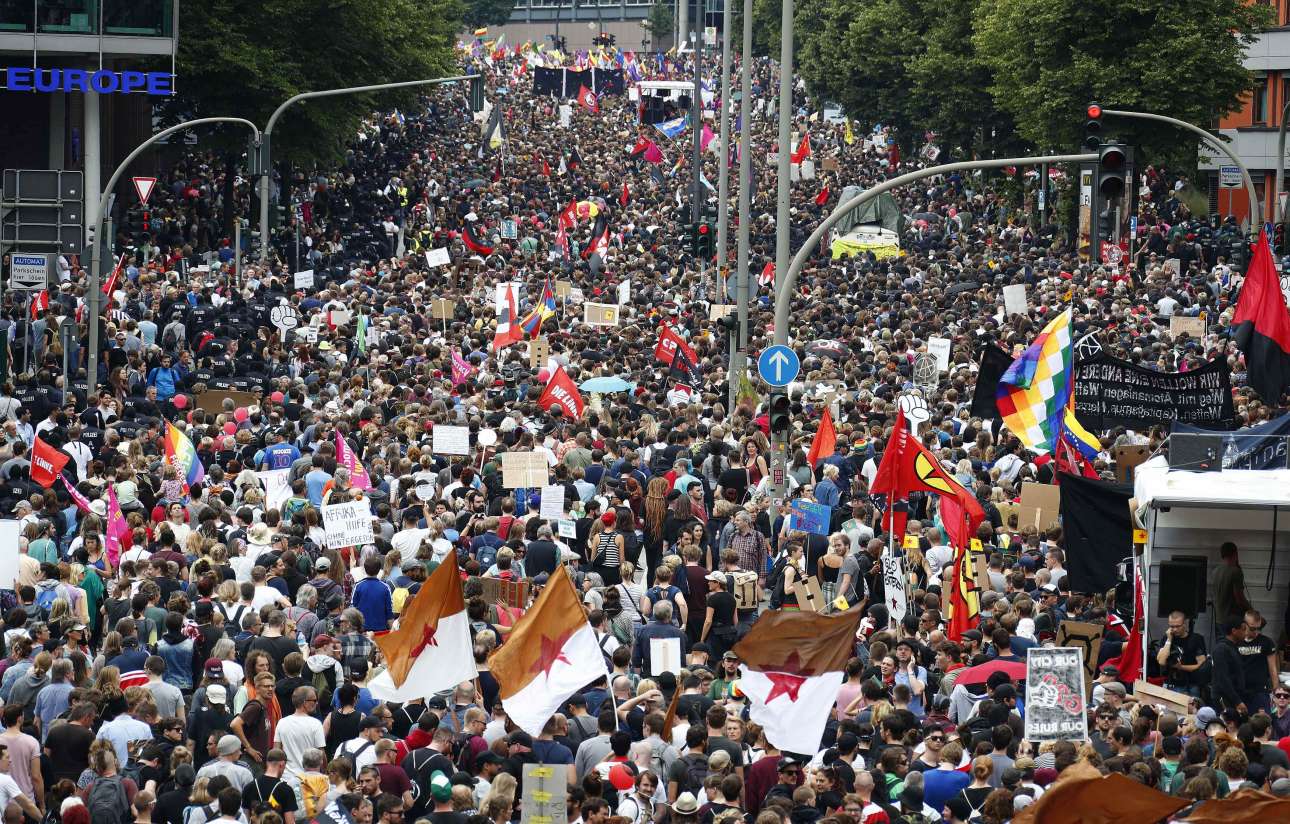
[{"xmin": 4, "ymin": 68, "xmax": 173, "ymax": 95}]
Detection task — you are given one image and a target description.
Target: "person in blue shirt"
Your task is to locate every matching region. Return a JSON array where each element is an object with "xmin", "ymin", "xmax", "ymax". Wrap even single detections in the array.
[
  {"xmin": 351, "ymin": 557, "xmax": 393, "ymax": 633},
  {"xmin": 257, "ymin": 431, "xmax": 301, "ymax": 471},
  {"xmin": 814, "ymin": 464, "xmax": 842, "ymax": 509},
  {"xmin": 304, "ymin": 457, "xmax": 332, "ymax": 507}
]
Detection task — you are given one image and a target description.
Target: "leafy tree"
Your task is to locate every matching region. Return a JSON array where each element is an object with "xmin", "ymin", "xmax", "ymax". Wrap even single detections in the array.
[
  {"xmin": 465, "ymin": 0, "xmax": 518, "ymax": 29},
  {"xmin": 641, "ymin": 0, "xmax": 675, "ymax": 48},
  {"xmin": 973, "ymin": 0, "xmax": 1269, "ymax": 160}
]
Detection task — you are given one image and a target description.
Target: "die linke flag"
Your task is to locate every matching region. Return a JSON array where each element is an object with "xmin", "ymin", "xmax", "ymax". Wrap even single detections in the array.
[
  {"xmin": 733, "ymin": 608, "xmax": 863, "ymax": 755},
  {"xmin": 1233, "ymin": 228, "xmax": 1290, "ymax": 402},
  {"xmin": 539, "ymin": 365, "xmax": 585, "ymax": 419},
  {"xmin": 334, "ymin": 430, "xmax": 372, "ymax": 490},
  {"xmin": 30, "ymin": 436, "xmax": 68, "ymax": 488},
  {"xmin": 488, "ymin": 564, "xmax": 608, "ymax": 736},
  {"xmin": 577, "ymin": 85, "xmax": 599, "ymax": 114},
  {"xmin": 654, "ymin": 325, "xmax": 697, "ymax": 368},
  {"xmin": 369, "ymin": 551, "xmax": 476, "ymax": 702}
]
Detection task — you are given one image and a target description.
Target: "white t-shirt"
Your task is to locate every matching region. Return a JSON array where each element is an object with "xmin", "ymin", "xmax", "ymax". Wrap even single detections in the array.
[
  {"xmin": 252, "ymin": 585, "xmax": 285, "ymax": 611},
  {"xmin": 275, "ymin": 713, "xmax": 326, "ymax": 773},
  {"xmin": 392, "ymin": 528, "xmax": 431, "ymax": 555},
  {"xmin": 336, "ymin": 736, "xmax": 378, "ymax": 771},
  {"xmin": 0, "ymin": 773, "xmax": 27, "ymax": 809}
]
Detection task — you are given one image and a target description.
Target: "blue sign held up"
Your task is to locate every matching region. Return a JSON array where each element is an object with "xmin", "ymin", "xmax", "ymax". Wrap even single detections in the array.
[
  {"xmin": 788, "ymin": 499, "xmax": 831, "ymax": 536},
  {"xmin": 757, "ymin": 345, "xmax": 799, "ymax": 387}
]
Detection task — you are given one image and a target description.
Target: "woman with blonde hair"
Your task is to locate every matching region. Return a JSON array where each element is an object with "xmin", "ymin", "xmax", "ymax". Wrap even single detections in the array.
[
  {"xmin": 481, "ymin": 771, "xmax": 518, "ymax": 824},
  {"xmin": 92, "ymin": 633, "xmax": 124, "ymax": 677}
]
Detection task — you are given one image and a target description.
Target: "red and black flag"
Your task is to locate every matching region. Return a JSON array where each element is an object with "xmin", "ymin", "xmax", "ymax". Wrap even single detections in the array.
[
  {"xmin": 463, "ymin": 221, "xmax": 494, "ymax": 256},
  {"xmin": 1233, "ymin": 228, "xmax": 1290, "ymax": 402},
  {"xmin": 581, "ymin": 213, "xmax": 609, "ymax": 260},
  {"xmin": 568, "ymin": 146, "xmax": 583, "ymax": 171},
  {"xmin": 669, "ymin": 340, "xmax": 702, "ymax": 386}
]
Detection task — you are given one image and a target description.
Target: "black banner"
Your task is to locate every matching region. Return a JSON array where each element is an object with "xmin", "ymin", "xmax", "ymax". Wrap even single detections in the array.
[
  {"xmin": 1072, "ymin": 354, "xmax": 1235, "ymax": 431},
  {"xmin": 1173, "ymin": 410, "xmax": 1290, "ymax": 470}
]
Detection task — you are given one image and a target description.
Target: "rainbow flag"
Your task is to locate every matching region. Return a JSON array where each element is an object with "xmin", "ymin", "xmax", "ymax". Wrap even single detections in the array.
[
  {"xmin": 1063, "ymin": 396, "xmax": 1101, "ymax": 460},
  {"xmin": 164, "ymin": 422, "xmax": 206, "ymax": 490},
  {"xmin": 995, "ymin": 308, "xmax": 1073, "ymax": 455}
]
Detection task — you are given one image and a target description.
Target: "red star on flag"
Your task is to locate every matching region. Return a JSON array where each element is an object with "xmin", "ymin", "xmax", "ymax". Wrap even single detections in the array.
[
  {"xmin": 529, "ymin": 627, "xmax": 575, "ymax": 678},
  {"xmin": 762, "ymin": 651, "xmax": 817, "ymax": 703},
  {"xmin": 410, "ymin": 624, "xmax": 438, "ymax": 658}
]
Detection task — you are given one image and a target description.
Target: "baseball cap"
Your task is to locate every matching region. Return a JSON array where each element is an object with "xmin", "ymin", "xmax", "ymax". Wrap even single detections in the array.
[
  {"xmin": 217, "ymin": 734, "xmax": 242, "ymax": 756},
  {"xmin": 360, "ymin": 715, "xmax": 385, "ymax": 730},
  {"xmin": 204, "ymin": 658, "xmax": 224, "ymax": 679},
  {"xmin": 608, "ymin": 763, "xmax": 636, "ymax": 791},
  {"xmin": 777, "ymin": 756, "xmax": 803, "ymax": 771},
  {"xmin": 962, "ymin": 629, "xmax": 983, "ymax": 642},
  {"xmin": 429, "ymin": 771, "xmax": 453, "ymax": 802},
  {"xmin": 722, "ymin": 651, "xmax": 739, "ymax": 660},
  {"xmin": 508, "ymin": 730, "xmax": 533, "ymax": 749},
  {"xmin": 427, "ymin": 695, "xmax": 449, "ymax": 710},
  {"xmin": 315, "ymin": 557, "xmax": 332, "ymax": 571},
  {"xmin": 474, "ymin": 752, "xmax": 503, "ymax": 766},
  {"xmin": 1102, "ymin": 681, "xmax": 1127, "ymax": 696},
  {"xmin": 206, "ymin": 684, "xmax": 227, "ymax": 705},
  {"xmin": 69, "ymin": 622, "xmax": 87, "ymax": 633},
  {"xmin": 708, "ymin": 750, "xmax": 732, "ymax": 770},
  {"xmin": 1100, "ymin": 664, "xmax": 1120, "ymax": 677},
  {"xmin": 1195, "ymin": 707, "xmax": 1218, "ymax": 726}
]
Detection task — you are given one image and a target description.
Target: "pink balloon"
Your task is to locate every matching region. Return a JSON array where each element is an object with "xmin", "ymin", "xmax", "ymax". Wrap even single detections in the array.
[
  {"xmin": 172, "ymin": 394, "xmax": 188, "ymax": 410},
  {"xmin": 234, "ymin": 407, "xmax": 249, "ymax": 423},
  {"xmin": 270, "ymin": 391, "xmax": 285, "ymax": 403},
  {"xmin": 223, "ymin": 421, "xmax": 236, "ymax": 435},
  {"xmin": 537, "ymin": 368, "xmax": 551, "ymax": 383}
]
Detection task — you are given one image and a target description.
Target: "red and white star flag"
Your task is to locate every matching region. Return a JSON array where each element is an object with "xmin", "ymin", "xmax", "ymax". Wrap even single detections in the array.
[
  {"xmin": 733, "ymin": 608, "xmax": 863, "ymax": 754},
  {"xmin": 489, "ymin": 564, "xmax": 608, "ymax": 735},
  {"xmin": 369, "ymin": 551, "xmax": 476, "ymax": 702}
]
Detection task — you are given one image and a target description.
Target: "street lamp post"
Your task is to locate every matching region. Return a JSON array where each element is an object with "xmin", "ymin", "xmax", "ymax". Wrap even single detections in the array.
[
  {"xmin": 87, "ymin": 117, "xmax": 261, "ymax": 403},
  {"xmin": 257, "ymin": 75, "xmax": 480, "ymax": 265},
  {"xmin": 1275, "ymin": 100, "xmax": 1290, "ymax": 226}
]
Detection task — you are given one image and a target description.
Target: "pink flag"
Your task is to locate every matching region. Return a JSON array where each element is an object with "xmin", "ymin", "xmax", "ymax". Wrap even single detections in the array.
[
  {"xmin": 643, "ymin": 142, "xmax": 664, "ymax": 164},
  {"xmin": 105, "ymin": 483, "xmax": 129, "ymax": 567},
  {"xmin": 701, "ymin": 124, "xmax": 717, "ymax": 152},
  {"xmin": 452, "ymin": 350, "xmax": 475, "ymax": 386},
  {"xmin": 334, "ymin": 431, "xmax": 372, "ymax": 490},
  {"xmin": 61, "ymin": 475, "xmax": 93, "ymax": 513}
]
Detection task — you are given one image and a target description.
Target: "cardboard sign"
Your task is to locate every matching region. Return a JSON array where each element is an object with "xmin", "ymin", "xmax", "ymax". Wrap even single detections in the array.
[
  {"xmin": 1018, "ymin": 482, "xmax": 1061, "ymax": 531},
  {"xmin": 927, "ymin": 336, "xmax": 951, "ymax": 372},
  {"xmin": 424, "ymin": 248, "xmax": 452, "ymax": 267},
  {"xmin": 501, "ymin": 451, "xmax": 549, "ymax": 488},
  {"xmin": 469, "ymin": 575, "xmax": 530, "ymax": 610},
  {"xmin": 1163, "ymin": 258, "xmax": 1181, "ymax": 276},
  {"xmin": 554, "ymin": 279, "xmax": 572, "ymax": 299},
  {"xmin": 521, "ymin": 764, "xmax": 568, "ymax": 824},
  {"xmin": 790, "ymin": 575, "xmax": 826, "ymax": 612},
  {"xmin": 1134, "ymin": 680, "xmax": 1192, "ymax": 716},
  {"xmin": 529, "ymin": 338, "xmax": 551, "ymax": 368},
  {"xmin": 1055, "ymin": 620, "xmax": 1105, "ymax": 698},
  {"xmin": 293, "ymin": 269, "xmax": 315, "ymax": 289},
  {"xmin": 1024, "ymin": 647, "xmax": 1087, "ymax": 742},
  {"xmin": 583, "ymin": 302, "xmax": 619, "ymax": 326},
  {"xmin": 432, "ymin": 425, "xmax": 471, "ymax": 456},
  {"xmin": 321, "ymin": 499, "xmax": 374, "ymax": 549},
  {"xmin": 539, "ymin": 485, "xmax": 566, "ymax": 520},
  {"xmin": 1003, "ymin": 284, "xmax": 1027, "ymax": 316},
  {"xmin": 709, "ymin": 304, "xmax": 736, "ymax": 322},
  {"xmin": 787, "ymin": 499, "xmax": 831, "ymax": 535},
  {"xmin": 1169, "ymin": 315, "xmax": 1205, "ymax": 339},
  {"xmin": 195, "ymin": 390, "xmax": 260, "ymax": 414},
  {"xmin": 650, "ymin": 636, "xmax": 683, "ymax": 675},
  {"xmin": 882, "ymin": 553, "xmax": 906, "ymax": 626},
  {"xmin": 430, "ymin": 298, "xmax": 456, "ymax": 320},
  {"xmin": 821, "ymin": 157, "xmax": 839, "ymax": 172},
  {"xmin": 1112, "ymin": 444, "xmax": 1150, "ymax": 484}
]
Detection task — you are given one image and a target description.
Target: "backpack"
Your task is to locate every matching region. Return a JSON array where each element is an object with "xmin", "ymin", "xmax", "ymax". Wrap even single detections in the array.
[
  {"xmin": 34, "ymin": 588, "xmax": 58, "ymax": 619},
  {"xmin": 680, "ymin": 751, "xmax": 709, "ymax": 794},
  {"xmin": 645, "ymin": 586, "xmax": 682, "ymax": 625},
  {"xmin": 476, "ymin": 544, "xmax": 498, "ymax": 570},
  {"xmin": 87, "ymin": 774, "xmax": 130, "ymax": 824},
  {"xmin": 648, "ymin": 740, "xmax": 669, "ymax": 780},
  {"xmin": 766, "ymin": 556, "xmax": 790, "ymax": 609},
  {"xmin": 649, "ymin": 449, "xmax": 672, "ymax": 477}
]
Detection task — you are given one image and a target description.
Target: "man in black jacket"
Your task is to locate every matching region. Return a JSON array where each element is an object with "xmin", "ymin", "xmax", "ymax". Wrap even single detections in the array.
[{"xmin": 1212, "ymin": 618, "xmax": 1247, "ymax": 714}]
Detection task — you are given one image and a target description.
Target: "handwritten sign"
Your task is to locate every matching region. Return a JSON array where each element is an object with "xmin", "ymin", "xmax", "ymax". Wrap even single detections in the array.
[
  {"xmin": 258, "ymin": 469, "xmax": 292, "ymax": 513},
  {"xmin": 882, "ymin": 553, "xmax": 906, "ymax": 626},
  {"xmin": 539, "ymin": 485, "xmax": 566, "ymax": 520},
  {"xmin": 424, "ymin": 248, "xmax": 452, "ymax": 267},
  {"xmin": 521, "ymin": 763, "xmax": 568, "ymax": 824},
  {"xmin": 709, "ymin": 304, "xmax": 736, "ymax": 322},
  {"xmin": 430, "ymin": 298, "xmax": 456, "ymax": 320},
  {"xmin": 1168, "ymin": 315, "xmax": 1205, "ymax": 339},
  {"xmin": 1055, "ymin": 620, "xmax": 1104, "ymax": 699},
  {"xmin": 1024, "ymin": 647, "xmax": 1087, "ymax": 742},
  {"xmin": 293, "ymin": 269, "xmax": 315, "ymax": 290},
  {"xmin": 557, "ymin": 520, "xmax": 577, "ymax": 539},
  {"xmin": 321, "ymin": 499, "xmax": 374, "ymax": 549},
  {"xmin": 1002, "ymin": 284, "xmax": 1027, "ymax": 316},
  {"xmin": 501, "ymin": 451, "xmax": 549, "ymax": 488},
  {"xmin": 554, "ymin": 280, "xmax": 572, "ymax": 299},
  {"xmin": 583, "ymin": 302, "xmax": 619, "ymax": 326},
  {"xmin": 787, "ymin": 499, "xmax": 831, "ymax": 536},
  {"xmin": 927, "ymin": 336, "xmax": 951, "ymax": 372},
  {"xmin": 432, "ymin": 425, "xmax": 471, "ymax": 456}
]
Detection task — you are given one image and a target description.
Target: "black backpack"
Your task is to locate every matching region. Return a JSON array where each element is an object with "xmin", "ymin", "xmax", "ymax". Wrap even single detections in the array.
[
  {"xmin": 681, "ymin": 752, "xmax": 710, "ymax": 794},
  {"xmin": 766, "ymin": 556, "xmax": 790, "ymax": 609},
  {"xmin": 87, "ymin": 774, "xmax": 130, "ymax": 824}
]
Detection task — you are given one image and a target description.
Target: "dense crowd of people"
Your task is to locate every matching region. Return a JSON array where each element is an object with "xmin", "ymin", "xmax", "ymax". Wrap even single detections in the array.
[{"xmin": 0, "ymin": 33, "xmax": 1286, "ymax": 824}]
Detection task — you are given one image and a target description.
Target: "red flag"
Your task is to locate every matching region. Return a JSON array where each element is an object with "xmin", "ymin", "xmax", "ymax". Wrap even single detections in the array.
[
  {"xmin": 541, "ymin": 157, "xmax": 551, "ymax": 177},
  {"xmin": 871, "ymin": 409, "xmax": 984, "ymax": 544},
  {"xmin": 620, "ymin": 180, "xmax": 630, "ymax": 208},
  {"xmin": 1103, "ymin": 567, "xmax": 1144, "ymax": 683},
  {"xmin": 538, "ymin": 365, "xmax": 585, "ymax": 419},
  {"xmin": 758, "ymin": 261, "xmax": 775, "ymax": 288},
  {"xmin": 806, "ymin": 407, "xmax": 836, "ymax": 468},
  {"xmin": 946, "ymin": 544, "xmax": 980, "ymax": 643},
  {"xmin": 791, "ymin": 133, "xmax": 812, "ymax": 164},
  {"xmin": 559, "ymin": 199, "xmax": 578, "ymax": 230},
  {"xmin": 815, "ymin": 187, "xmax": 830, "ymax": 206},
  {"xmin": 654, "ymin": 325, "xmax": 697, "ymax": 367},
  {"xmin": 463, "ymin": 221, "xmax": 494, "ymax": 256},
  {"xmin": 102, "ymin": 253, "xmax": 126, "ymax": 299},
  {"xmin": 577, "ymin": 85, "xmax": 599, "ymax": 114},
  {"xmin": 31, "ymin": 436, "xmax": 69, "ymax": 488},
  {"xmin": 629, "ymin": 136, "xmax": 651, "ymax": 158},
  {"xmin": 30, "ymin": 290, "xmax": 49, "ymax": 320}
]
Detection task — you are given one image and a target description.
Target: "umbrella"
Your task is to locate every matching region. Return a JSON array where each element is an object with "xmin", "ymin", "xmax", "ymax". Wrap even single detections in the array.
[
  {"xmin": 954, "ymin": 658, "xmax": 1026, "ymax": 686},
  {"xmin": 463, "ymin": 178, "xmax": 487, "ymax": 190},
  {"xmin": 806, "ymin": 340, "xmax": 851, "ymax": 361},
  {"xmin": 579, "ymin": 376, "xmax": 635, "ymax": 393},
  {"xmin": 911, "ymin": 211, "xmax": 942, "ymax": 223},
  {"xmin": 945, "ymin": 280, "xmax": 982, "ymax": 298}
]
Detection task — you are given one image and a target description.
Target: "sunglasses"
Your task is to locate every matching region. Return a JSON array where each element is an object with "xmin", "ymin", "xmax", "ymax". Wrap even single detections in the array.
[{"xmin": 1277, "ymin": 693, "xmax": 1290, "ymax": 699}]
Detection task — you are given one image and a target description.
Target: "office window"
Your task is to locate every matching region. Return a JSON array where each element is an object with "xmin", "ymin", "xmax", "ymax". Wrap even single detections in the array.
[{"xmin": 1254, "ymin": 73, "xmax": 1269, "ymax": 124}]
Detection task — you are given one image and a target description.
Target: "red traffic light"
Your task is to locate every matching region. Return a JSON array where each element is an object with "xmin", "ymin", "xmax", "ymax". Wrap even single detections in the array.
[
  {"xmin": 1100, "ymin": 145, "xmax": 1125, "ymax": 171},
  {"xmin": 698, "ymin": 224, "xmax": 710, "ymax": 235},
  {"xmin": 1087, "ymin": 103, "xmax": 1102, "ymax": 119}
]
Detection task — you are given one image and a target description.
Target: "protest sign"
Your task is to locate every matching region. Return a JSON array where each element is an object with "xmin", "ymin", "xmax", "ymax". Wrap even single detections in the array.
[
  {"xmin": 529, "ymin": 338, "xmax": 551, "ymax": 368},
  {"xmin": 1072, "ymin": 353, "xmax": 1234, "ymax": 430},
  {"xmin": 1002, "ymin": 284, "xmax": 1027, "ymax": 315},
  {"xmin": 501, "ymin": 451, "xmax": 549, "ymax": 488},
  {"xmin": 787, "ymin": 499, "xmax": 831, "ymax": 535},
  {"xmin": 1017, "ymin": 482, "xmax": 1061, "ymax": 531},
  {"xmin": 557, "ymin": 520, "xmax": 577, "ymax": 539},
  {"xmin": 1056, "ymin": 620, "xmax": 1105, "ymax": 698},
  {"xmin": 650, "ymin": 637, "xmax": 682, "ymax": 676},
  {"xmin": 708, "ymin": 304, "xmax": 736, "ymax": 321},
  {"xmin": 432, "ymin": 425, "xmax": 471, "ymax": 456},
  {"xmin": 0, "ymin": 521, "xmax": 18, "ymax": 589},
  {"xmin": 1169, "ymin": 315, "xmax": 1206, "ymax": 339},
  {"xmin": 258, "ymin": 469, "xmax": 292, "ymax": 513},
  {"xmin": 429, "ymin": 298, "xmax": 455, "ymax": 320},
  {"xmin": 500, "ymin": 219, "xmax": 518, "ymax": 239},
  {"xmin": 882, "ymin": 553, "xmax": 907, "ymax": 626},
  {"xmin": 927, "ymin": 337, "xmax": 951, "ymax": 372},
  {"xmin": 424, "ymin": 248, "xmax": 451, "ymax": 267},
  {"xmin": 1024, "ymin": 647, "xmax": 1087, "ymax": 742},
  {"xmin": 539, "ymin": 486, "xmax": 566, "ymax": 520},
  {"xmin": 322, "ymin": 499, "xmax": 374, "ymax": 549},
  {"xmin": 583, "ymin": 302, "xmax": 619, "ymax": 326},
  {"xmin": 521, "ymin": 764, "xmax": 568, "ymax": 824},
  {"xmin": 293, "ymin": 269, "xmax": 315, "ymax": 289},
  {"xmin": 469, "ymin": 576, "xmax": 530, "ymax": 610},
  {"xmin": 554, "ymin": 279, "xmax": 572, "ymax": 299}
]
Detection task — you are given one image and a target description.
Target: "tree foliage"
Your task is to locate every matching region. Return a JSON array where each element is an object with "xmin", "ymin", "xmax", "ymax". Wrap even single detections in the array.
[
  {"xmin": 642, "ymin": 0, "xmax": 675, "ymax": 47},
  {"xmin": 166, "ymin": 0, "xmax": 464, "ymax": 167},
  {"xmin": 973, "ymin": 0, "xmax": 1270, "ymax": 159},
  {"xmin": 465, "ymin": 0, "xmax": 518, "ymax": 29}
]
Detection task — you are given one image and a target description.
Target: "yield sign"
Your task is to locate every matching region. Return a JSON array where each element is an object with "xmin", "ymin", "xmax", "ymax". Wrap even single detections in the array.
[{"xmin": 132, "ymin": 176, "xmax": 157, "ymax": 205}]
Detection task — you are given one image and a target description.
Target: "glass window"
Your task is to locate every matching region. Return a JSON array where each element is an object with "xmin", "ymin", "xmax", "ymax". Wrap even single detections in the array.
[
  {"xmin": 38, "ymin": 0, "xmax": 97, "ymax": 33},
  {"xmin": 0, "ymin": 0, "xmax": 35, "ymax": 32},
  {"xmin": 103, "ymin": 0, "xmax": 169, "ymax": 35},
  {"xmin": 1254, "ymin": 74, "xmax": 1269, "ymax": 124}
]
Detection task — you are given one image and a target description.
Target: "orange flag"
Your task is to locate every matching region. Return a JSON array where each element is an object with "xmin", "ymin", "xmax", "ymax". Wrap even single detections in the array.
[{"xmin": 806, "ymin": 407, "xmax": 836, "ymax": 468}]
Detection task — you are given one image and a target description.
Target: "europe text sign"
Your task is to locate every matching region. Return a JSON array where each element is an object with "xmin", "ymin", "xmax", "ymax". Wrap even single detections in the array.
[{"xmin": 3, "ymin": 68, "xmax": 174, "ymax": 95}]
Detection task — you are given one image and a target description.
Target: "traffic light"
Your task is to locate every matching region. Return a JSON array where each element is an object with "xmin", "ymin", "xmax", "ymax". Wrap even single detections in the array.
[
  {"xmin": 681, "ymin": 222, "xmax": 696, "ymax": 255},
  {"xmin": 1084, "ymin": 102, "xmax": 1103, "ymax": 150},
  {"xmin": 1097, "ymin": 143, "xmax": 1127, "ymax": 200},
  {"xmin": 695, "ymin": 222, "xmax": 713, "ymax": 259},
  {"xmin": 469, "ymin": 76, "xmax": 484, "ymax": 114},
  {"xmin": 769, "ymin": 390, "xmax": 791, "ymax": 439}
]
